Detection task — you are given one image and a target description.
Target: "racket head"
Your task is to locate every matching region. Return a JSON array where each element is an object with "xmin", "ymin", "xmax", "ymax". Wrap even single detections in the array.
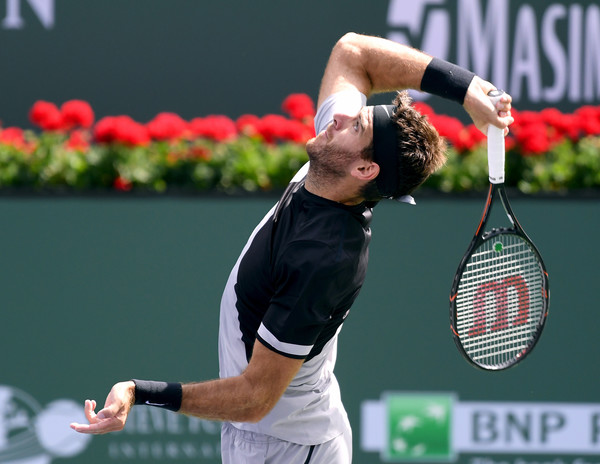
[{"xmin": 450, "ymin": 226, "xmax": 550, "ymax": 371}]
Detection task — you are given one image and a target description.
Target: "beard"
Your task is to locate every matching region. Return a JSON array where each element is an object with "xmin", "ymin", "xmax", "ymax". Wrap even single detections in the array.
[{"xmin": 305, "ymin": 137, "xmax": 352, "ymax": 181}]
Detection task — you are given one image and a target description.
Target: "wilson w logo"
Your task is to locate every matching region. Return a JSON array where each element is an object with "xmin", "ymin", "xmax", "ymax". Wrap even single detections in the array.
[{"xmin": 469, "ymin": 275, "xmax": 530, "ymax": 337}]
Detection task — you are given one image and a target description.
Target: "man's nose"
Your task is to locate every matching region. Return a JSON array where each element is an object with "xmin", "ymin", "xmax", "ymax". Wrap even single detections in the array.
[{"xmin": 332, "ymin": 113, "xmax": 351, "ymax": 130}]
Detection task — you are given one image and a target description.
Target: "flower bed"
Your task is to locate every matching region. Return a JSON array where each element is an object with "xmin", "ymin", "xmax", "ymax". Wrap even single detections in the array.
[{"xmin": 0, "ymin": 94, "xmax": 599, "ymax": 194}]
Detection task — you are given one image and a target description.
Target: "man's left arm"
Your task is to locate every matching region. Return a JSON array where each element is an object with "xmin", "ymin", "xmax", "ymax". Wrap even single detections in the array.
[{"xmin": 70, "ymin": 341, "xmax": 304, "ymax": 434}]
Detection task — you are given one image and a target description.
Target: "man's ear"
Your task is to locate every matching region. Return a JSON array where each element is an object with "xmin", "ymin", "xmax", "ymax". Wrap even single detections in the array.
[{"xmin": 351, "ymin": 160, "xmax": 380, "ymax": 182}]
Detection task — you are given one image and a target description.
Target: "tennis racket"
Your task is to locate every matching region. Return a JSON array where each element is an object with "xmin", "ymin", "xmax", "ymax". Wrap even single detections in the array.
[{"xmin": 449, "ymin": 90, "xmax": 550, "ymax": 371}]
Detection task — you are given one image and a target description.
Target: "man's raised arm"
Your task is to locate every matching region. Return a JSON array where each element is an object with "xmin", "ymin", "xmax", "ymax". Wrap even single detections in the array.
[{"xmin": 317, "ymin": 33, "xmax": 513, "ymax": 134}]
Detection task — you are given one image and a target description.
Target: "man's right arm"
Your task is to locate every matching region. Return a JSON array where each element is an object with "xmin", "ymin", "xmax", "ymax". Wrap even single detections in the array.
[
  {"xmin": 317, "ymin": 32, "xmax": 431, "ymax": 108},
  {"xmin": 317, "ymin": 33, "xmax": 513, "ymax": 134}
]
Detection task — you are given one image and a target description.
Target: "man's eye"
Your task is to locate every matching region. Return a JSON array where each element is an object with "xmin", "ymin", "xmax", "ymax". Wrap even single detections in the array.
[{"xmin": 354, "ymin": 121, "xmax": 360, "ymax": 132}]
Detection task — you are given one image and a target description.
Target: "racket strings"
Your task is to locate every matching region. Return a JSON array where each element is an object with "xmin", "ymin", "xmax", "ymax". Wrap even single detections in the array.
[{"xmin": 455, "ymin": 234, "xmax": 546, "ymax": 368}]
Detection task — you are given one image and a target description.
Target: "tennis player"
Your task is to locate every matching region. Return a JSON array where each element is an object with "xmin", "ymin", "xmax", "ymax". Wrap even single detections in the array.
[{"xmin": 71, "ymin": 32, "xmax": 513, "ymax": 463}]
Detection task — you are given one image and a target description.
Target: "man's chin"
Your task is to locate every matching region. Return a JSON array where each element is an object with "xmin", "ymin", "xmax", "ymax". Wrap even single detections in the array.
[
  {"xmin": 305, "ymin": 137, "xmax": 318, "ymax": 156},
  {"xmin": 305, "ymin": 134, "xmax": 325, "ymax": 156}
]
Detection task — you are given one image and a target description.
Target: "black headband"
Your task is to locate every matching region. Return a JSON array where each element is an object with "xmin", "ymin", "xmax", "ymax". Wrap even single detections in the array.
[{"xmin": 372, "ymin": 104, "xmax": 399, "ymax": 198}]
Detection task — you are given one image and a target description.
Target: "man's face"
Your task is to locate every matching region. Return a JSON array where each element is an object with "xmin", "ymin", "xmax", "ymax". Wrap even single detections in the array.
[
  {"xmin": 306, "ymin": 106, "xmax": 374, "ymax": 178},
  {"xmin": 307, "ymin": 106, "xmax": 373, "ymax": 155}
]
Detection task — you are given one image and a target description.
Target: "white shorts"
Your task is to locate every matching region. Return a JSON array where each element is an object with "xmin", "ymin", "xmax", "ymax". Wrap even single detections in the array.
[{"xmin": 220, "ymin": 422, "xmax": 352, "ymax": 464}]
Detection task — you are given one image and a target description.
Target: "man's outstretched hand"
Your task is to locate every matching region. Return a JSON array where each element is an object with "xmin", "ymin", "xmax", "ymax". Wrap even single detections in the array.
[{"xmin": 70, "ymin": 381, "xmax": 135, "ymax": 435}]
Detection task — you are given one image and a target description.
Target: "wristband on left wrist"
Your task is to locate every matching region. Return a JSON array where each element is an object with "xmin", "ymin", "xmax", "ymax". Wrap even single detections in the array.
[{"xmin": 131, "ymin": 379, "xmax": 182, "ymax": 412}]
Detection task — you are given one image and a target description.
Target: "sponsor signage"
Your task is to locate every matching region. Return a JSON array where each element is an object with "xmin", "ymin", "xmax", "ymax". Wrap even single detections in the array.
[
  {"xmin": 387, "ymin": 0, "xmax": 600, "ymax": 108},
  {"xmin": 0, "ymin": 385, "xmax": 90, "ymax": 463},
  {"xmin": 0, "ymin": 384, "xmax": 221, "ymax": 463},
  {"xmin": 108, "ymin": 407, "xmax": 221, "ymax": 461},
  {"xmin": 362, "ymin": 392, "xmax": 600, "ymax": 462},
  {"xmin": 1, "ymin": 0, "xmax": 54, "ymax": 29}
]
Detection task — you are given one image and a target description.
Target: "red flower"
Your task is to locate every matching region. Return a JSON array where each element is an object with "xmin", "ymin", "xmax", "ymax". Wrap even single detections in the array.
[
  {"xmin": 146, "ymin": 112, "xmax": 189, "ymax": 141},
  {"xmin": 466, "ymin": 124, "xmax": 487, "ymax": 146},
  {"xmin": 413, "ymin": 102, "xmax": 435, "ymax": 118},
  {"xmin": 282, "ymin": 93, "xmax": 316, "ymax": 121},
  {"xmin": 448, "ymin": 124, "xmax": 487, "ymax": 153},
  {"xmin": 511, "ymin": 109, "xmax": 555, "ymax": 155},
  {"xmin": 93, "ymin": 117, "xmax": 119, "ymax": 143},
  {"xmin": 575, "ymin": 106, "xmax": 600, "ymax": 136},
  {"xmin": 236, "ymin": 114, "xmax": 261, "ymax": 137},
  {"xmin": 282, "ymin": 120, "xmax": 315, "ymax": 144},
  {"xmin": 0, "ymin": 126, "xmax": 34, "ymax": 152},
  {"xmin": 512, "ymin": 109, "xmax": 542, "ymax": 128},
  {"xmin": 255, "ymin": 115, "xmax": 287, "ymax": 143},
  {"xmin": 514, "ymin": 122, "xmax": 552, "ymax": 155},
  {"xmin": 189, "ymin": 115, "xmax": 237, "ymax": 142},
  {"xmin": 94, "ymin": 116, "xmax": 150, "ymax": 146},
  {"xmin": 113, "ymin": 176, "xmax": 132, "ymax": 191},
  {"xmin": 29, "ymin": 101, "xmax": 64, "ymax": 131},
  {"xmin": 0, "ymin": 127, "xmax": 24, "ymax": 146},
  {"xmin": 61, "ymin": 100, "xmax": 95, "ymax": 129},
  {"xmin": 65, "ymin": 130, "xmax": 90, "ymax": 152},
  {"xmin": 257, "ymin": 114, "xmax": 315, "ymax": 144},
  {"xmin": 540, "ymin": 108, "xmax": 580, "ymax": 141},
  {"xmin": 429, "ymin": 114, "xmax": 466, "ymax": 149}
]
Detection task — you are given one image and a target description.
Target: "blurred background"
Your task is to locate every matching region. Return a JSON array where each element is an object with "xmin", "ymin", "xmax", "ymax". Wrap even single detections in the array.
[{"xmin": 1, "ymin": 1, "xmax": 599, "ymax": 463}]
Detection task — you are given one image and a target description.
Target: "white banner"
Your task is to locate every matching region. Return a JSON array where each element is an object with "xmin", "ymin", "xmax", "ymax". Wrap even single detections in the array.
[
  {"xmin": 362, "ymin": 395, "xmax": 600, "ymax": 461},
  {"xmin": 455, "ymin": 402, "xmax": 600, "ymax": 454}
]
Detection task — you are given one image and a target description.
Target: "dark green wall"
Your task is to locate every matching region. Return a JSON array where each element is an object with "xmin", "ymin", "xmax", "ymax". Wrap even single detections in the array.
[
  {"xmin": 2, "ymin": 0, "xmax": 599, "ymax": 129},
  {"xmin": 0, "ymin": 1, "xmax": 389, "ymax": 129},
  {"xmin": 0, "ymin": 195, "xmax": 597, "ymax": 463}
]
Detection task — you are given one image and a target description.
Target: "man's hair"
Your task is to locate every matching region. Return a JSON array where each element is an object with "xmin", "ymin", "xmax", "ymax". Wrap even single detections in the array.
[{"xmin": 361, "ymin": 91, "xmax": 447, "ymax": 201}]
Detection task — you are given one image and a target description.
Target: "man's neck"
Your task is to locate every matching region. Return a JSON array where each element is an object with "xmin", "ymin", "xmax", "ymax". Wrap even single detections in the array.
[{"xmin": 304, "ymin": 172, "xmax": 364, "ymax": 206}]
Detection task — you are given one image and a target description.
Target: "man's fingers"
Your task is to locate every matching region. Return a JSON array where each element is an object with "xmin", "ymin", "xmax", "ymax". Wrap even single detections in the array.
[
  {"xmin": 70, "ymin": 422, "xmax": 96, "ymax": 433},
  {"xmin": 84, "ymin": 399, "xmax": 97, "ymax": 423},
  {"xmin": 71, "ymin": 406, "xmax": 123, "ymax": 434},
  {"xmin": 70, "ymin": 417, "xmax": 121, "ymax": 435},
  {"xmin": 71, "ymin": 399, "xmax": 121, "ymax": 434}
]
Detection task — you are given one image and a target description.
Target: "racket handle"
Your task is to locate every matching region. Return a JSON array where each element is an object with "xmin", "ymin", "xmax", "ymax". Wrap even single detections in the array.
[{"xmin": 487, "ymin": 89, "xmax": 505, "ymax": 184}]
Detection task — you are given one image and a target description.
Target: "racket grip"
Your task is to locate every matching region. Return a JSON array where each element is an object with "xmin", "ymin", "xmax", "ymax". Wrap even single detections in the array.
[{"xmin": 487, "ymin": 90, "xmax": 505, "ymax": 184}]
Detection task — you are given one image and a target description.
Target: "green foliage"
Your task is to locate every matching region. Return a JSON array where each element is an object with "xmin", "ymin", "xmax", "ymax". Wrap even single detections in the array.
[
  {"xmin": 425, "ymin": 137, "xmax": 600, "ymax": 194},
  {"xmin": 0, "ymin": 129, "xmax": 599, "ymax": 194},
  {"xmin": 517, "ymin": 137, "xmax": 600, "ymax": 193}
]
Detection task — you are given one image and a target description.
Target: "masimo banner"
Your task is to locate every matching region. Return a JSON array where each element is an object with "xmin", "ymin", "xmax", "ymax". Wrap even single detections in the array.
[
  {"xmin": 362, "ymin": 393, "xmax": 600, "ymax": 462},
  {"xmin": 387, "ymin": 0, "xmax": 600, "ymax": 108}
]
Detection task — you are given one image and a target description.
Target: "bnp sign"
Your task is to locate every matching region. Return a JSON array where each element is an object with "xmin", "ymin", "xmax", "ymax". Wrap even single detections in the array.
[
  {"xmin": 384, "ymin": 394, "xmax": 455, "ymax": 460},
  {"xmin": 362, "ymin": 392, "xmax": 600, "ymax": 462}
]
